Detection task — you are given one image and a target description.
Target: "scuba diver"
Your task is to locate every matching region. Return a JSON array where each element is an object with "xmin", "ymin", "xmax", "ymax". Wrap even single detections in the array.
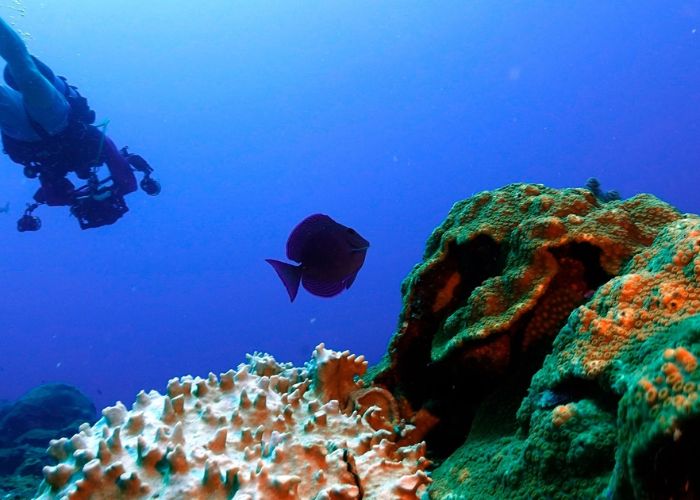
[{"xmin": 0, "ymin": 16, "xmax": 160, "ymax": 231}]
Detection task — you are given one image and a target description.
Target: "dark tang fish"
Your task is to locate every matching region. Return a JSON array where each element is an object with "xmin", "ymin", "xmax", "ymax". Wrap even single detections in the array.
[{"xmin": 266, "ymin": 214, "xmax": 369, "ymax": 301}]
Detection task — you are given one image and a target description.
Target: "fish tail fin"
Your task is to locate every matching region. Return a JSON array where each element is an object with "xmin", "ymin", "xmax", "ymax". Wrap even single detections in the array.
[{"xmin": 265, "ymin": 259, "xmax": 302, "ymax": 302}]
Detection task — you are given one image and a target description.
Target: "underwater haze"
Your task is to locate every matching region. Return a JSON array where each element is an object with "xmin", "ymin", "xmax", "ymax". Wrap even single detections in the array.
[{"xmin": 0, "ymin": 0, "xmax": 698, "ymax": 412}]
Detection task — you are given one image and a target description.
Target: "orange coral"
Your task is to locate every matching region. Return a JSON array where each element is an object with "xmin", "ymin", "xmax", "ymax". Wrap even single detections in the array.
[
  {"xmin": 560, "ymin": 218, "xmax": 700, "ymax": 379},
  {"xmin": 666, "ymin": 347, "xmax": 698, "ymax": 372},
  {"xmin": 551, "ymin": 404, "xmax": 576, "ymax": 427},
  {"xmin": 432, "ymin": 272, "xmax": 462, "ymax": 313},
  {"xmin": 638, "ymin": 378, "xmax": 658, "ymax": 405},
  {"xmin": 629, "ymin": 342, "xmax": 699, "ymax": 434}
]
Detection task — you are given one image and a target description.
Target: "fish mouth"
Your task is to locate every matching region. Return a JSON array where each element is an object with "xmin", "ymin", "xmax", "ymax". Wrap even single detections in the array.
[
  {"xmin": 348, "ymin": 238, "xmax": 370, "ymax": 250},
  {"xmin": 350, "ymin": 245, "xmax": 369, "ymax": 252}
]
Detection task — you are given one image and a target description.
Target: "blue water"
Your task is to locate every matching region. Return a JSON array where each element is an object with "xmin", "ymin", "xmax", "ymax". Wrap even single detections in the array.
[{"xmin": 0, "ymin": 1, "xmax": 698, "ymax": 411}]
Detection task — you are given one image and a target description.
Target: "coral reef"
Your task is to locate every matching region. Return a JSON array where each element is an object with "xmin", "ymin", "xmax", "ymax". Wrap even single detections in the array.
[
  {"xmin": 29, "ymin": 183, "xmax": 700, "ymax": 499},
  {"xmin": 0, "ymin": 384, "xmax": 95, "ymax": 499},
  {"xmin": 371, "ymin": 183, "xmax": 680, "ymax": 456},
  {"xmin": 35, "ymin": 345, "xmax": 430, "ymax": 499}
]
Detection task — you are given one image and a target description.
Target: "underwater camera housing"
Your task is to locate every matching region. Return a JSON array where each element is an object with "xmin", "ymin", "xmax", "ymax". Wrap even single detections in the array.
[
  {"xmin": 23, "ymin": 165, "xmax": 38, "ymax": 179},
  {"xmin": 17, "ymin": 203, "xmax": 41, "ymax": 232},
  {"xmin": 17, "ymin": 213, "xmax": 41, "ymax": 232},
  {"xmin": 140, "ymin": 175, "xmax": 161, "ymax": 196},
  {"xmin": 70, "ymin": 192, "xmax": 128, "ymax": 230}
]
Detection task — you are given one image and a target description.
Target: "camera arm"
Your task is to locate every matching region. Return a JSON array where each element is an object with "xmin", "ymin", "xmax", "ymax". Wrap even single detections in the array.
[{"xmin": 120, "ymin": 146, "xmax": 160, "ymax": 196}]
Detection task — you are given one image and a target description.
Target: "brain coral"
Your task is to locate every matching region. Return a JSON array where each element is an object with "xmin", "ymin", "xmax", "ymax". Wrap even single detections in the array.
[
  {"xmin": 370, "ymin": 183, "xmax": 680, "ymax": 455},
  {"xmin": 430, "ymin": 216, "xmax": 700, "ymax": 498},
  {"xmin": 35, "ymin": 345, "xmax": 430, "ymax": 499}
]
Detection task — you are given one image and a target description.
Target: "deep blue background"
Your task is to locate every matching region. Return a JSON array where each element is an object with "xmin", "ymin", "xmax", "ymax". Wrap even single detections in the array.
[{"xmin": 0, "ymin": 1, "xmax": 698, "ymax": 410}]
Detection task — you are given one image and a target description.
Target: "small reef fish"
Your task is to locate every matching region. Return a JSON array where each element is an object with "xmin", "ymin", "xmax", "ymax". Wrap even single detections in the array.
[
  {"xmin": 0, "ymin": 202, "xmax": 8, "ymax": 213},
  {"xmin": 266, "ymin": 214, "xmax": 369, "ymax": 302}
]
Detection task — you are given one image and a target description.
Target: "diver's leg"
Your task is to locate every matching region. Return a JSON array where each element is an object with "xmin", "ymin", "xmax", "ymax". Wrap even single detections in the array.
[
  {"xmin": 0, "ymin": 84, "xmax": 29, "ymax": 136},
  {"xmin": 103, "ymin": 136, "xmax": 137, "ymax": 195},
  {"xmin": 0, "ymin": 17, "xmax": 68, "ymax": 134}
]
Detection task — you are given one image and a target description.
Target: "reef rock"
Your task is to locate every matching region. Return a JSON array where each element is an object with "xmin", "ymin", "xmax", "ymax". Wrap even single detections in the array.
[
  {"xmin": 0, "ymin": 384, "xmax": 96, "ymax": 500},
  {"xmin": 0, "ymin": 384, "xmax": 96, "ymax": 447},
  {"xmin": 35, "ymin": 345, "xmax": 430, "ymax": 499}
]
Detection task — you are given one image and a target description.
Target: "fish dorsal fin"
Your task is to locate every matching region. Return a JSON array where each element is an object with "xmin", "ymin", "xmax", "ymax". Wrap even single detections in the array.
[{"xmin": 286, "ymin": 214, "xmax": 335, "ymax": 262}]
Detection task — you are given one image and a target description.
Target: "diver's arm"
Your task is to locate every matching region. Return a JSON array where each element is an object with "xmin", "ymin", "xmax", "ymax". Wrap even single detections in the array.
[{"xmin": 102, "ymin": 135, "xmax": 137, "ymax": 195}]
